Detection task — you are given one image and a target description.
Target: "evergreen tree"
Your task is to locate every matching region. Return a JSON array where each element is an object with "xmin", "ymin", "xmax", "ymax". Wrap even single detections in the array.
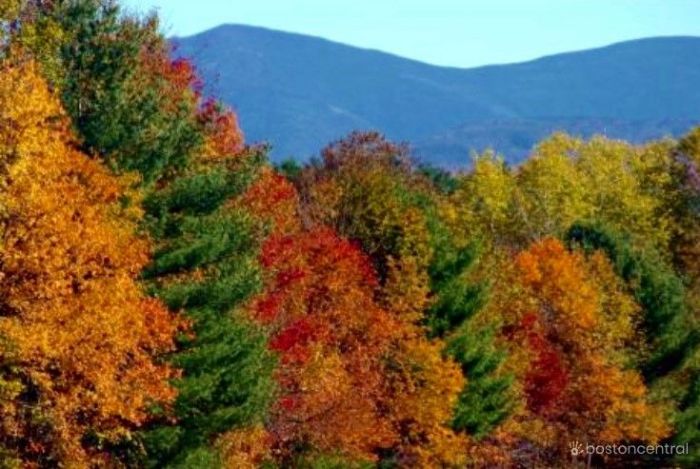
[
  {"xmin": 426, "ymin": 237, "xmax": 514, "ymax": 439},
  {"xmin": 566, "ymin": 222, "xmax": 696, "ymax": 378},
  {"xmin": 140, "ymin": 151, "xmax": 276, "ymax": 467}
]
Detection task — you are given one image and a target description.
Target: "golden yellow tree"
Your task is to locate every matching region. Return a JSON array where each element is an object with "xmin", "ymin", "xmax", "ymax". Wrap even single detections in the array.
[
  {"xmin": 451, "ymin": 134, "xmax": 674, "ymax": 253},
  {"xmin": 0, "ymin": 60, "xmax": 180, "ymax": 466}
]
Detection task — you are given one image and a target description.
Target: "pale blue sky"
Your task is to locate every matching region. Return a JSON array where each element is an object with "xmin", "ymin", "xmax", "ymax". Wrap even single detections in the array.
[{"xmin": 122, "ymin": 0, "xmax": 700, "ymax": 68}]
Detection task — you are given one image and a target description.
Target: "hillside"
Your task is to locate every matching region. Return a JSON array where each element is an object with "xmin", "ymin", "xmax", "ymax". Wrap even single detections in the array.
[{"xmin": 174, "ymin": 25, "xmax": 700, "ymax": 164}]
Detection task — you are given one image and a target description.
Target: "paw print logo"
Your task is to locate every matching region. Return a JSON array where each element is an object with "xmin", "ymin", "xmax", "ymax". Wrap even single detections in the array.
[{"xmin": 569, "ymin": 440, "xmax": 584, "ymax": 456}]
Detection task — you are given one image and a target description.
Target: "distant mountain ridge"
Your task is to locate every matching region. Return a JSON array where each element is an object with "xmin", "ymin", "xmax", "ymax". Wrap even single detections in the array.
[{"xmin": 173, "ymin": 25, "xmax": 700, "ymax": 165}]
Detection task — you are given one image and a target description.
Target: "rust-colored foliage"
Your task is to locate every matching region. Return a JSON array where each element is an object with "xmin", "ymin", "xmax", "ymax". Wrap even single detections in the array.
[
  {"xmin": 0, "ymin": 61, "xmax": 180, "ymax": 465},
  {"xmin": 499, "ymin": 238, "xmax": 669, "ymax": 458},
  {"xmin": 238, "ymin": 166, "xmax": 300, "ymax": 237},
  {"xmin": 520, "ymin": 314, "xmax": 569, "ymax": 416},
  {"xmin": 255, "ymin": 228, "xmax": 397, "ymax": 462},
  {"xmin": 198, "ymin": 98, "xmax": 245, "ymax": 158}
]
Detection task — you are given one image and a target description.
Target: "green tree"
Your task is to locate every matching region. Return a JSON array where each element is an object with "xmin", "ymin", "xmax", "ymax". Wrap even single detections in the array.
[
  {"xmin": 14, "ymin": 0, "xmax": 202, "ymax": 183},
  {"xmin": 139, "ymin": 152, "xmax": 277, "ymax": 468},
  {"xmin": 427, "ymin": 237, "xmax": 515, "ymax": 439}
]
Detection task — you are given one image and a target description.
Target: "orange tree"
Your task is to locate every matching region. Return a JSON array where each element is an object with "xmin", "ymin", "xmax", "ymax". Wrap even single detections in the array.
[
  {"xmin": 492, "ymin": 238, "xmax": 669, "ymax": 464},
  {"xmin": 0, "ymin": 60, "xmax": 180, "ymax": 466}
]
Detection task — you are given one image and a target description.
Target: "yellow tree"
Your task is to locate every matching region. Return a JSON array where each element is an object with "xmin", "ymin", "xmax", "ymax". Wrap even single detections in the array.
[
  {"xmin": 380, "ymin": 330, "xmax": 468, "ymax": 468},
  {"xmin": 451, "ymin": 134, "xmax": 673, "ymax": 253},
  {"xmin": 0, "ymin": 60, "xmax": 179, "ymax": 466},
  {"xmin": 448, "ymin": 152, "xmax": 517, "ymax": 246}
]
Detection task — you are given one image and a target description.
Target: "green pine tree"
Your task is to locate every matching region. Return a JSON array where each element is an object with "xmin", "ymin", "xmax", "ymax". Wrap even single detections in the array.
[
  {"xmin": 426, "ymin": 238, "xmax": 515, "ymax": 439},
  {"xmin": 140, "ymin": 153, "xmax": 276, "ymax": 467}
]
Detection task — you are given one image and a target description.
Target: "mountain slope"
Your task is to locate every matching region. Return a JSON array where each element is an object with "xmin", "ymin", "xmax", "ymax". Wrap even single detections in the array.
[{"xmin": 174, "ymin": 25, "xmax": 700, "ymax": 164}]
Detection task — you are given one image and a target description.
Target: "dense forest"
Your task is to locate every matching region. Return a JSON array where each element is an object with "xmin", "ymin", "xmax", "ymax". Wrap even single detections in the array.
[{"xmin": 0, "ymin": 1, "xmax": 699, "ymax": 468}]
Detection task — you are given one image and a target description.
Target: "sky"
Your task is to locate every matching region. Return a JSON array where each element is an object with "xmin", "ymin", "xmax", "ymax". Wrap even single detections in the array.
[{"xmin": 121, "ymin": 0, "xmax": 700, "ymax": 68}]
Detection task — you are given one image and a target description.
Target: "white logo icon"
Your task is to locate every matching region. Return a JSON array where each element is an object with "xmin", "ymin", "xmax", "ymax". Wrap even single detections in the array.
[{"xmin": 569, "ymin": 441, "xmax": 584, "ymax": 456}]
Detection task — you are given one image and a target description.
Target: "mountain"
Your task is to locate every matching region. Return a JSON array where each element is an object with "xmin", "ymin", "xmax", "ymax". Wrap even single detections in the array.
[{"xmin": 174, "ymin": 25, "xmax": 700, "ymax": 165}]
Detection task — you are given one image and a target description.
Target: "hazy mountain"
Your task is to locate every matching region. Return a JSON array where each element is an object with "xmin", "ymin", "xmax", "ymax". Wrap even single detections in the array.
[{"xmin": 174, "ymin": 25, "xmax": 700, "ymax": 165}]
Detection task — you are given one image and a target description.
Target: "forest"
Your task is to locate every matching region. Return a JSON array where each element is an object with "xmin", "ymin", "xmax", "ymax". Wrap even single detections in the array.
[{"xmin": 0, "ymin": 1, "xmax": 699, "ymax": 468}]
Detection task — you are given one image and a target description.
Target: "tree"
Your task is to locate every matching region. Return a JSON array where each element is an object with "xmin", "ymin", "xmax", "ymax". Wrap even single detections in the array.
[
  {"xmin": 296, "ymin": 131, "xmax": 432, "ymax": 287},
  {"xmin": 448, "ymin": 152, "xmax": 517, "ymax": 248},
  {"xmin": 139, "ymin": 149, "xmax": 277, "ymax": 468},
  {"xmin": 494, "ymin": 238, "xmax": 669, "ymax": 463},
  {"xmin": 13, "ymin": 0, "xmax": 203, "ymax": 184},
  {"xmin": 254, "ymin": 164, "xmax": 471, "ymax": 466},
  {"xmin": 426, "ymin": 233, "xmax": 515, "ymax": 440},
  {"xmin": 0, "ymin": 59, "xmax": 179, "ymax": 466},
  {"xmin": 379, "ymin": 330, "xmax": 468, "ymax": 468},
  {"xmin": 566, "ymin": 222, "xmax": 695, "ymax": 378},
  {"xmin": 254, "ymin": 228, "xmax": 397, "ymax": 464},
  {"xmin": 450, "ymin": 134, "xmax": 673, "ymax": 252}
]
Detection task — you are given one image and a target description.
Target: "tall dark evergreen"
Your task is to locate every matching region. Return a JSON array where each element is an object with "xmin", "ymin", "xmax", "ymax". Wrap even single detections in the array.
[
  {"xmin": 141, "ymin": 151, "xmax": 275, "ymax": 467},
  {"xmin": 426, "ymin": 237, "xmax": 514, "ymax": 439}
]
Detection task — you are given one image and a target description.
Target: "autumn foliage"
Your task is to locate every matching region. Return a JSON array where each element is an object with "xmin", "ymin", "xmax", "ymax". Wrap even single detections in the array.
[
  {"xmin": 500, "ymin": 239, "xmax": 668, "ymax": 458},
  {"xmin": 0, "ymin": 60, "xmax": 179, "ymax": 465},
  {"xmin": 1, "ymin": 1, "xmax": 699, "ymax": 468},
  {"xmin": 255, "ymin": 229, "xmax": 397, "ymax": 462}
]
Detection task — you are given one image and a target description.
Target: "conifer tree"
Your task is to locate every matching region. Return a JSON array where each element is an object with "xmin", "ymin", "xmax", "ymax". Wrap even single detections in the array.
[
  {"xmin": 426, "ymin": 232, "xmax": 515, "ymax": 439},
  {"xmin": 140, "ymin": 150, "xmax": 276, "ymax": 468}
]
